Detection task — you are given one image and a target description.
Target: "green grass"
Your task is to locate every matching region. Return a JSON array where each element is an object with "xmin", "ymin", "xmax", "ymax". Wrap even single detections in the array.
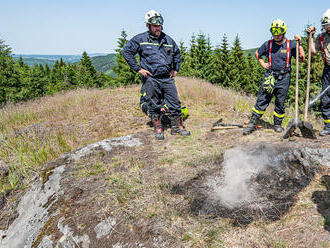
[{"xmin": 0, "ymin": 131, "xmax": 72, "ymax": 192}]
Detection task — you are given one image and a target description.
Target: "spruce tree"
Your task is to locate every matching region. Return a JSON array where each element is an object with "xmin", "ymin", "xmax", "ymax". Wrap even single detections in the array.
[
  {"xmin": 76, "ymin": 51, "xmax": 99, "ymax": 87},
  {"xmin": 214, "ymin": 34, "xmax": 231, "ymax": 86},
  {"xmin": 178, "ymin": 41, "xmax": 190, "ymax": 76},
  {"xmin": 112, "ymin": 30, "xmax": 140, "ymax": 86},
  {"xmin": 194, "ymin": 33, "xmax": 210, "ymax": 78},
  {"xmin": 228, "ymin": 34, "xmax": 247, "ymax": 90},
  {"xmin": 202, "ymin": 36, "xmax": 217, "ymax": 82},
  {"xmin": 244, "ymin": 53, "xmax": 262, "ymax": 94},
  {"xmin": 186, "ymin": 34, "xmax": 197, "ymax": 77},
  {"xmin": 0, "ymin": 39, "xmax": 21, "ymax": 104}
]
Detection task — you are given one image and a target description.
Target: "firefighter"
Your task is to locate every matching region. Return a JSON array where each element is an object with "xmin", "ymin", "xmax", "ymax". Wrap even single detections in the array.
[
  {"xmin": 306, "ymin": 9, "xmax": 330, "ymax": 136},
  {"xmin": 243, "ymin": 19, "xmax": 305, "ymax": 135},
  {"xmin": 123, "ymin": 10, "xmax": 190, "ymax": 140}
]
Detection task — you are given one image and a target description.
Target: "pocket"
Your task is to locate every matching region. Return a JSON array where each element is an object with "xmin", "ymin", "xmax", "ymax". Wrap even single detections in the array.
[{"xmin": 142, "ymin": 47, "xmax": 158, "ymax": 64}]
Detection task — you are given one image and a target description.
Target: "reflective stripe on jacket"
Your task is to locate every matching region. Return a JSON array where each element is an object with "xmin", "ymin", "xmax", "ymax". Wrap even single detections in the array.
[{"xmin": 122, "ymin": 31, "xmax": 181, "ymax": 76}]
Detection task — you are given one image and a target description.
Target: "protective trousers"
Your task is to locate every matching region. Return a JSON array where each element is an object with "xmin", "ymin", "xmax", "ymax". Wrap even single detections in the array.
[
  {"xmin": 321, "ymin": 65, "xmax": 330, "ymax": 129},
  {"xmin": 141, "ymin": 76, "xmax": 181, "ymax": 117},
  {"xmin": 252, "ymin": 71, "xmax": 290, "ymax": 125}
]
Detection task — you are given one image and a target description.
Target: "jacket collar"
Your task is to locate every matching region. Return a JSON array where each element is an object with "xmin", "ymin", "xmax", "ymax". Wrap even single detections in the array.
[{"xmin": 147, "ymin": 31, "xmax": 166, "ymax": 44}]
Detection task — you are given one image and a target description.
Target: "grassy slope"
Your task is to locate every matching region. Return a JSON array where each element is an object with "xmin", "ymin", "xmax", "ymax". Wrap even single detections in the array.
[{"xmin": 0, "ymin": 77, "xmax": 328, "ymax": 247}]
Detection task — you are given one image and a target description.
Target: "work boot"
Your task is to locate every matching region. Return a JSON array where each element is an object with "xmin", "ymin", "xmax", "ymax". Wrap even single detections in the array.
[
  {"xmin": 274, "ymin": 125, "xmax": 283, "ymax": 133},
  {"xmin": 152, "ymin": 115, "xmax": 164, "ymax": 140},
  {"xmin": 319, "ymin": 128, "xmax": 330, "ymax": 136},
  {"xmin": 243, "ymin": 115, "xmax": 259, "ymax": 135},
  {"xmin": 170, "ymin": 115, "xmax": 191, "ymax": 136}
]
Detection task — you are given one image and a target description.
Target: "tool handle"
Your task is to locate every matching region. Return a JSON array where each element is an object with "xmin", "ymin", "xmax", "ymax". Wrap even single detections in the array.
[
  {"xmin": 308, "ymin": 84, "xmax": 330, "ymax": 108},
  {"xmin": 295, "ymin": 40, "xmax": 299, "ymax": 121},
  {"xmin": 304, "ymin": 33, "xmax": 312, "ymax": 122},
  {"xmin": 211, "ymin": 125, "xmax": 262, "ymax": 131}
]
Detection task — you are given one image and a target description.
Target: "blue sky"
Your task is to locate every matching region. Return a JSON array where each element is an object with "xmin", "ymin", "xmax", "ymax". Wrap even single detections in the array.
[{"xmin": 0, "ymin": 0, "xmax": 328, "ymax": 55}]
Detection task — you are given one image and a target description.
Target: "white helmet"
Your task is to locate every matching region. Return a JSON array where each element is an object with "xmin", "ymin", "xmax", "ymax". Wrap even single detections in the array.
[
  {"xmin": 144, "ymin": 10, "xmax": 164, "ymax": 25},
  {"xmin": 321, "ymin": 9, "xmax": 330, "ymax": 28}
]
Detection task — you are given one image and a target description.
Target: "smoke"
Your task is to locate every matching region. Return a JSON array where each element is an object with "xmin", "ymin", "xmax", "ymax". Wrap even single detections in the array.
[
  {"xmin": 212, "ymin": 147, "xmax": 271, "ymax": 209},
  {"xmin": 172, "ymin": 143, "xmax": 317, "ymax": 224}
]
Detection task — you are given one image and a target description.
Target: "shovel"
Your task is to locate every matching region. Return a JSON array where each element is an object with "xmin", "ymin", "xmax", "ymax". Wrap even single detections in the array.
[
  {"xmin": 299, "ymin": 32, "xmax": 316, "ymax": 139},
  {"xmin": 283, "ymin": 39, "xmax": 302, "ymax": 139}
]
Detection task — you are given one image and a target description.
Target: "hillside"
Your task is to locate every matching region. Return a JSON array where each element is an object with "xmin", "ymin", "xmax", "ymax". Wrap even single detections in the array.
[
  {"xmin": 13, "ymin": 57, "xmax": 57, "ymax": 67},
  {"xmin": 0, "ymin": 77, "xmax": 329, "ymax": 247},
  {"xmin": 90, "ymin": 53, "xmax": 116, "ymax": 73},
  {"xmin": 12, "ymin": 53, "xmax": 116, "ymax": 73}
]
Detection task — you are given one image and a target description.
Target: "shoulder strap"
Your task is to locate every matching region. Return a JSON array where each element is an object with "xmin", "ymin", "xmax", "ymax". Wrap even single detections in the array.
[
  {"xmin": 269, "ymin": 40, "xmax": 273, "ymax": 68},
  {"xmin": 286, "ymin": 39, "xmax": 290, "ymax": 69},
  {"xmin": 319, "ymin": 35, "xmax": 327, "ymax": 64},
  {"xmin": 269, "ymin": 39, "xmax": 290, "ymax": 69}
]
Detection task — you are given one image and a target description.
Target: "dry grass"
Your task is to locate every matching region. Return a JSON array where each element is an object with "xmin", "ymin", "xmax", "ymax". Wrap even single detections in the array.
[{"xmin": 0, "ymin": 77, "xmax": 328, "ymax": 247}]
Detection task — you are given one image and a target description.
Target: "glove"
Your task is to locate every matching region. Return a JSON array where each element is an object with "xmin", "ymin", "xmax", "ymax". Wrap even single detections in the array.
[{"xmin": 263, "ymin": 75, "xmax": 276, "ymax": 94}]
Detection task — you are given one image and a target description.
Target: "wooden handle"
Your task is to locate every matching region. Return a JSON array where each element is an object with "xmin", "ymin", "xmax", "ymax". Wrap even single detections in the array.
[
  {"xmin": 304, "ymin": 33, "xmax": 312, "ymax": 122},
  {"xmin": 295, "ymin": 40, "xmax": 299, "ymax": 121}
]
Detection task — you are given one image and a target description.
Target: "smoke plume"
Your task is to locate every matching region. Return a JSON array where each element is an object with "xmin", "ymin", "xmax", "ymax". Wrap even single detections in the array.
[{"xmin": 212, "ymin": 147, "xmax": 271, "ymax": 209}]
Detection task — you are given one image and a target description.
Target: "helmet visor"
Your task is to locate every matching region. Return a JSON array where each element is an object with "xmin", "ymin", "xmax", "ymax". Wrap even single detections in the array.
[
  {"xmin": 148, "ymin": 16, "xmax": 163, "ymax": 25},
  {"xmin": 270, "ymin": 27, "xmax": 285, "ymax": 35}
]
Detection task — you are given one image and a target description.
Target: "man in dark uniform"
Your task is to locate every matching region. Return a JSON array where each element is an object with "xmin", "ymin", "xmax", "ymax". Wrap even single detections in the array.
[
  {"xmin": 307, "ymin": 9, "xmax": 330, "ymax": 136},
  {"xmin": 123, "ymin": 10, "xmax": 190, "ymax": 140},
  {"xmin": 243, "ymin": 19, "xmax": 305, "ymax": 135}
]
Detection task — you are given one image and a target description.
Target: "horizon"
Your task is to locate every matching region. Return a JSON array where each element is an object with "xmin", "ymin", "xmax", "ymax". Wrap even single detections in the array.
[
  {"xmin": 1, "ymin": 0, "xmax": 328, "ymax": 54},
  {"xmin": 11, "ymin": 53, "xmax": 108, "ymax": 56}
]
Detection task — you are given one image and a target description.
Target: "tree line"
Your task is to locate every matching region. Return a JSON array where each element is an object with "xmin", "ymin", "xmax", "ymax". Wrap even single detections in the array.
[
  {"xmin": 0, "ymin": 40, "xmax": 117, "ymax": 105},
  {"xmin": 114, "ymin": 30, "xmax": 325, "ymax": 114},
  {"xmin": 0, "ymin": 30, "xmax": 325, "ymax": 114}
]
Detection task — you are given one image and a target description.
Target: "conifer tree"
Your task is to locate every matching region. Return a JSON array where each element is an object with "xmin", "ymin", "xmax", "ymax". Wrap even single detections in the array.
[
  {"xmin": 185, "ymin": 34, "xmax": 197, "ymax": 77},
  {"xmin": 178, "ymin": 41, "xmax": 190, "ymax": 76},
  {"xmin": 194, "ymin": 33, "xmax": 210, "ymax": 78},
  {"xmin": 28, "ymin": 64, "xmax": 47, "ymax": 98},
  {"xmin": 202, "ymin": 36, "xmax": 217, "ymax": 82},
  {"xmin": 228, "ymin": 34, "xmax": 248, "ymax": 90},
  {"xmin": 76, "ymin": 51, "xmax": 99, "ymax": 87},
  {"xmin": 213, "ymin": 34, "xmax": 231, "ymax": 86},
  {"xmin": 0, "ymin": 39, "xmax": 21, "ymax": 104},
  {"xmin": 244, "ymin": 53, "xmax": 262, "ymax": 94},
  {"xmin": 112, "ymin": 30, "xmax": 140, "ymax": 86}
]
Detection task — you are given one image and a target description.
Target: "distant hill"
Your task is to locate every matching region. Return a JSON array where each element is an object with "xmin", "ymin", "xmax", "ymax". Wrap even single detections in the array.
[
  {"xmin": 13, "ymin": 57, "xmax": 57, "ymax": 67},
  {"xmin": 90, "ymin": 54, "xmax": 116, "ymax": 73},
  {"xmin": 12, "ymin": 53, "xmax": 117, "ymax": 73},
  {"xmin": 12, "ymin": 49, "xmax": 256, "ymax": 74}
]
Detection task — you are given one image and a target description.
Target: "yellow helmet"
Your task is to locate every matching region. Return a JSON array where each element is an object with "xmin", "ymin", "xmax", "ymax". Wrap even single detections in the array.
[{"xmin": 270, "ymin": 19, "xmax": 287, "ymax": 35}]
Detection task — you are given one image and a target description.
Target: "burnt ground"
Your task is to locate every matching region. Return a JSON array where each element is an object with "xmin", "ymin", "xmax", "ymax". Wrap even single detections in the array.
[
  {"xmin": 1, "ymin": 124, "xmax": 330, "ymax": 247},
  {"xmin": 172, "ymin": 144, "xmax": 320, "ymax": 226},
  {"xmin": 1, "ymin": 78, "xmax": 330, "ymax": 247},
  {"xmin": 312, "ymin": 175, "xmax": 330, "ymax": 232}
]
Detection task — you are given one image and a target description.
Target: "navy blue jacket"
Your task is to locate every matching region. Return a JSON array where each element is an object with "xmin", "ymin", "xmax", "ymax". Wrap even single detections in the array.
[
  {"xmin": 122, "ymin": 31, "xmax": 181, "ymax": 77},
  {"xmin": 258, "ymin": 39, "xmax": 297, "ymax": 72}
]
